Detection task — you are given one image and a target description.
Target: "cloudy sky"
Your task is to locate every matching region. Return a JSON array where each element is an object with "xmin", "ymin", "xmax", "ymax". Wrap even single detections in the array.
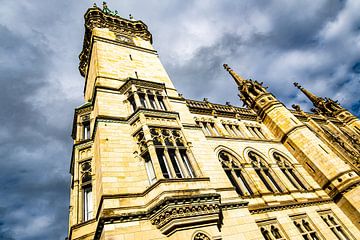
[{"xmin": 0, "ymin": 0, "xmax": 359, "ymax": 239}]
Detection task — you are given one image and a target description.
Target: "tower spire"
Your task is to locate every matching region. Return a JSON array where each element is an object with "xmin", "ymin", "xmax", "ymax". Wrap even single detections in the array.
[
  {"xmin": 293, "ymin": 82, "xmax": 323, "ymax": 105},
  {"xmin": 223, "ymin": 64, "xmax": 246, "ymax": 87}
]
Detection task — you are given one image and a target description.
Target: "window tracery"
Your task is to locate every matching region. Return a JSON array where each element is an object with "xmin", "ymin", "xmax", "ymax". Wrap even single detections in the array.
[
  {"xmin": 193, "ymin": 232, "xmax": 211, "ymax": 240},
  {"xmin": 291, "ymin": 214, "xmax": 322, "ymax": 240},
  {"xmin": 273, "ymin": 152, "xmax": 307, "ymax": 191},
  {"xmin": 125, "ymin": 85, "xmax": 168, "ymax": 113},
  {"xmin": 134, "ymin": 127, "xmax": 196, "ymax": 182},
  {"xmin": 249, "ymin": 151, "xmax": 283, "ymax": 193},
  {"xmin": 80, "ymin": 160, "xmax": 93, "ymax": 221},
  {"xmin": 219, "ymin": 151, "xmax": 253, "ymax": 196},
  {"xmin": 257, "ymin": 220, "xmax": 287, "ymax": 240},
  {"xmin": 319, "ymin": 211, "xmax": 352, "ymax": 240}
]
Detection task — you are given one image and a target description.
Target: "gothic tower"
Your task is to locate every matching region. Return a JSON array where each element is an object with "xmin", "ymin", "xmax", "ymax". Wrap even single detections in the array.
[{"xmin": 67, "ymin": 4, "xmax": 360, "ymax": 240}]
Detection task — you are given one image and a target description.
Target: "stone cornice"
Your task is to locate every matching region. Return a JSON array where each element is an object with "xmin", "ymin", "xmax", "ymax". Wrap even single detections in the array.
[
  {"xmin": 249, "ymin": 198, "xmax": 333, "ymax": 214},
  {"xmin": 93, "ymin": 192, "xmax": 222, "ymax": 239}
]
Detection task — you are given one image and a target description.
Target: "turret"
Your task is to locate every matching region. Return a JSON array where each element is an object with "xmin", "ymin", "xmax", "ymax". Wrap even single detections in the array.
[
  {"xmin": 294, "ymin": 82, "xmax": 360, "ymax": 135},
  {"xmin": 224, "ymin": 64, "xmax": 360, "ymax": 228}
]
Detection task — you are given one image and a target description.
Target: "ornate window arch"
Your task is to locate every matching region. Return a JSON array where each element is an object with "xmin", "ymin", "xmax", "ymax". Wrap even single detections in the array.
[
  {"xmin": 193, "ymin": 232, "xmax": 211, "ymax": 240},
  {"xmin": 219, "ymin": 150, "xmax": 253, "ymax": 196},
  {"xmin": 273, "ymin": 152, "xmax": 307, "ymax": 190},
  {"xmin": 248, "ymin": 151, "xmax": 283, "ymax": 193}
]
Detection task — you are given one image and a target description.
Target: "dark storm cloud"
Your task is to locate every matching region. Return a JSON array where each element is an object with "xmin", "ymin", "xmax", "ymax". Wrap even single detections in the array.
[{"xmin": 0, "ymin": 0, "xmax": 359, "ymax": 239}]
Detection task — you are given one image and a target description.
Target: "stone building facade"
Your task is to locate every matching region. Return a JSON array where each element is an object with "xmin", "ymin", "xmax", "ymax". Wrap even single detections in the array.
[{"xmin": 67, "ymin": 4, "xmax": 360, "ymax": 240}]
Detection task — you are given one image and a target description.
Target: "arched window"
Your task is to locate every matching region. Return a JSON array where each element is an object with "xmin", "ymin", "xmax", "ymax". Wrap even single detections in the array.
[
  {"xmin": 273, "ymin": 152, "xmax": 307, "ymax": 190},
  {"xmin": 219, "ymin": 151, "xmax": 253, "ymax": 196},
  {"xmin": 193, "ymin": 232, "xmax": 210, "ymax": 240},
  {"xmin": 260, "ymin": 225, "xmax": 286, "ymax": 240},
  {"xmin": 80, "ymin": 161, "xmax": 93, "ymax": 222},
  {"xmin": 249, "ymin": 151, "xmax": 283, "ymax": 193}
]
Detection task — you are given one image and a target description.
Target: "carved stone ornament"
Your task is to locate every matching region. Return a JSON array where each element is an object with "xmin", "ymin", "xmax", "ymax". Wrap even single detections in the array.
[
  {"xmin": 79, "ymin": 6, "xmax": 152, "ymax": 76},
  {"xmin": 149, "ymin": 194, "xmax": 221, "ymax": 235},
  {"xmin": 194, "ymin": 232, "xmax": 211, "ymax": 240}
]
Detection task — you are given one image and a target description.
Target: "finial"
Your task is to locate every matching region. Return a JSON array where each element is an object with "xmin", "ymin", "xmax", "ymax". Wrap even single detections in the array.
[
  {"xmin": 129, "ymin": 14, "xmax": 134, "ymax": 20},
  {"xmin": 93, "ymin": 3, "xmax": 97, "ymax": 8},
  {"xmin": 293, "ymin": 82, "xmax": 322, "ymax": 105},
  {"xmin": 223, "ymin": 63, "xmax": 246, "ymax": 87},
  {"xmin": 293, "ymin": 82, "xmax": 301, "ymax": 89}
]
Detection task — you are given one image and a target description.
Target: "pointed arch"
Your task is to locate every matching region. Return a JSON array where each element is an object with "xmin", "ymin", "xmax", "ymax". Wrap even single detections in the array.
[
  {"xmin": 272, "ymin": 150, "xmax": 308, "ymax": 190},
  {"xmin": 215, "ymin": 145, "xmax": 245, "ymax": 164},
  {"xmin": 217, "ymin": 149, "xmax": 254, "ymax": 196},
  {"xmin": 246, "ymin": 150, "xmax": 284, "ymax": 193}
]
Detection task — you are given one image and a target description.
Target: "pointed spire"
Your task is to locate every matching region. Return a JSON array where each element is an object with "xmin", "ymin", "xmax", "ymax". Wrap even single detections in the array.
[
  {"xmin": 223, "ymin": 64, "xmax": 246, "ymax": 87},
  {"xmin": 293, "ymin": 82, "xmax": 322, "ymax": 104}
]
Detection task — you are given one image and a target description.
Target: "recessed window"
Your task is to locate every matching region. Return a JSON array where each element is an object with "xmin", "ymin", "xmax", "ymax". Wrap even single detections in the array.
[{"xmin": 83, "ymin": 121, "xmax": 90, "ymax": 140}]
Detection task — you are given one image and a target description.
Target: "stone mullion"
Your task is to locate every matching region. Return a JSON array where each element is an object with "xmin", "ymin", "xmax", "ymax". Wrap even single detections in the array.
[
  {"xmin": 247, "ymin": 126, "xmax": 257, "ymax": 138},
  {"xmin": 229, "ymin": 170, "xmax": 246, "ymax": 195},
  {"xmin": 142, "ymin": 125, "xmax": 164, "ymax": 181},
  {"xmin": 199, "ymin": 122, "xmax": 210, "ymax": 136},
  {"xmin": 133, "ymin": 91, "xmax": 141, "ymax": 109},
  {"xmin": 143, "ymin": 93, "xmax": 150, "ymax": 109},
  {"xmin": 159, "ymin": 91, "xmax": 171, "ymax": 110},
  {"xmin": 267, "ymin": 168, "xmax": 286, "ymax": 193},
  {"xmin": 283, "ymin": 168, "xmax": 303, "ymax": 190},
  {"xmin": 242, "ymin": 167, "xmax": 260, "ymax": 195},
  {"xmin": 175, "ymin": 150, "xmax": 188, "ymax": 178},
  {"xmin": 163, "ymin": 148, "xmax": 177, "ymax": 178},
  {"xmin": 206, "ymin": 122, "xmax": 217, "ymax": 136},
  {"xmin": 254, "ymin": 127, "xmax": 265, "ymax": 139},
  {"xmin": 224, "ymin": 124, "xmax": 233, "ymax": 136},
  {"xmin": 270, "ymin": 167, "xmax": 291, "ymax": 192},
  {"xmin": 153, "ymin": 94, "xmax": 161, "ymax": 110},
  {"xmin": 291, "ymin": 166, "xmax": 312, "ymax": 190},
  {"xmin": 235, "ymin": 169, "xmax": 252, "ymax": 196},
  {"xmin": 184, "ymin": 146, "xmax": 201, "ymax": 177},
  {"xmin": 261, "ymin": 169, "xmax": 280, "ymax": 193},
  {"xmin": 232, "ymin": 125, "xmax": 242, "ymax": 137},
  {"xmin": 247, "ymin": 167, "xmax": 272, "ymax": 194}
]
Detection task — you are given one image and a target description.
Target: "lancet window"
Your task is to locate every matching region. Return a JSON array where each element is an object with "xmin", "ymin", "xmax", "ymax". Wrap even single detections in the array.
[
  {"xmin": 82, "ymin": 114, "xmax": 91, "ymax": 140},
  {"xmin": 292, "ymin": 215, "xmax": 321, "ymax": 240},
  {"xmin": 319, "ymin": 211, "xmax": 352, "ymax": 240},
  {"xmin": 249, "ymin": 151, "xmax": 283, "ymax": 193},
  {"xmin": 247, "ymin": 126, "xmax": 266, "ymax": 139},
  {"xmin": 135, "ymin": 127, "xmax": 196, "ymax": 183},
  {"xmin": 258, "ymin": 220, "xmax": 287, "ymax": 240},
  {"xmin": 127, "ymin": 87, "xmax": 168, "ymax": 113},
  {"xmin": 80, "ymin": 160, "xmax": 93, "ymax": 221},
  {"xmin": 273, "ymin": 152, "xmax": 307, "ymax": 191},
  {"xmin": 219, "ymin": 151, "xmax": 253, "ymax": 196},
  {"xmin": 223, "ymin": 123, "xmax": 243, "ymax": 137},
  {"xmin": 197, "ymin": 121, "xmax": 220, "ymax": 136}
]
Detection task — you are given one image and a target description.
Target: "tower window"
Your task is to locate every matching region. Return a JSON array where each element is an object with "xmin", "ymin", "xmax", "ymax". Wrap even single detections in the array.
[
  {"xmin": 144, "ymin": 153, "xmax": 156, "ymax": 184},
  {"xmin": 139, "ymin": 94, "xmax": 147, "ymax": 108},
  {"xmin": 80, "ymin": 160, "xmax": 93, "ymax": 222},
  {"xmin": 128, "ymin": 96, "xmax": 136, "ymax": 112},
  {"xmin": 135, "ymin": 127, "xmax": 197, "ymax": 183},
  {"xmin": 83, "ymin": 186, "xmax": 93, "ymax": 221},
  {"xmin": 83, "ymin": 121, "xmax": 90, "ymax": 140},
  {"xmin": 157, "ymin": 96, "xmax": 166, "ymax": 110}
]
